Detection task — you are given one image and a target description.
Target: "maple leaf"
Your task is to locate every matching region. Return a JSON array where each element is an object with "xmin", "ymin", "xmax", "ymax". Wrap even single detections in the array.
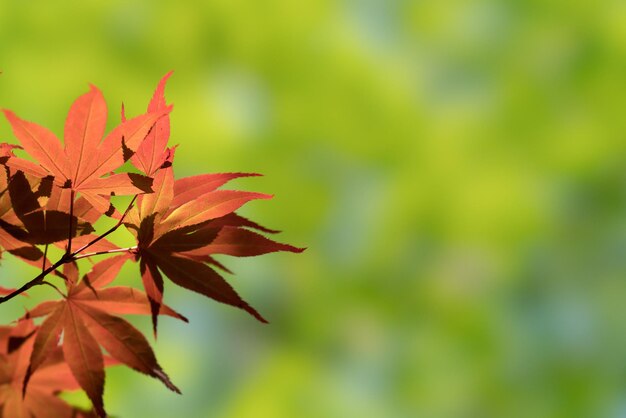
[
  {"xmin": 24, "ymin": 257, "xmax": 184, "ymax": 417},
  {"xmin": 0, "ymin": 158, "xmax": 105, "ymax": 279},
  {"xmin": 0, "ymin": 146, "xmax": 46, "ymax": 265},
  {"xmin": 125, "ymin": 164, "xmax": 304, "ymax": 334},
  {"xmin": 0, "ymin": 319, "xmax": 97, "ymax": 418},
  {"xmin": 5, "ymin": 171, "xmax": 94, "ymax": 245},
  {"xmin": 2, "ymin": 84, "xmax": 171, "ymax": 214},
  {"xmin": 119, "ymin": 72, "xmax": 303, "ymax": 332}
]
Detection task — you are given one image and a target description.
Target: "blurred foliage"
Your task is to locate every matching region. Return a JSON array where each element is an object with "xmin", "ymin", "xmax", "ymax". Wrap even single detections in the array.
[{"xmin": 2, "ymin": 0, "xmax": 626, "ymax": 417}]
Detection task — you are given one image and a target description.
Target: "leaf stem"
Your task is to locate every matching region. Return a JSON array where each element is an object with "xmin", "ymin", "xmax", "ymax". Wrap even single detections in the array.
[{"xmin": 73, "ymin": 246, "xmax": 138, "ymax": 261}]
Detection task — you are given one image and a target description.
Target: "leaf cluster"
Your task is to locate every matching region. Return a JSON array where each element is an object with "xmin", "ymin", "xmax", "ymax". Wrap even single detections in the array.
[{"xmin": 0, "ymin": 73, "xmax": 303, "ymax": 417}]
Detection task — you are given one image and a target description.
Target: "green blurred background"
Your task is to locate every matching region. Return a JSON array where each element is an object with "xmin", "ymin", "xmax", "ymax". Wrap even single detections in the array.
[{"xmin": 2, "ymin": 0, "xmax": 626, "ymax": 417}]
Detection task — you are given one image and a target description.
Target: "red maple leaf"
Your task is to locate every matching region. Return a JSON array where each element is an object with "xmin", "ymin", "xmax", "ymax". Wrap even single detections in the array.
[
  {"xmin": 2, "ymin": 85, "xmax": 170, "ymax": 214},
  {"xmin": 24, "ymin": 257, "xmax": 184, "ymax": 417},
  {"xmin": 119, "ymin": 73, "xmax": 304, "ymax": 333},
  {"xmin": 0, "ymin": 147, "xmax": 107, "ymax": 282},
  {"xmin": 125, "ymin": 164, "xmax": 304, "ymax": 333},
  {"xmin": 0, "ymin": 319, "xmax": 104, "ymax": 418},
  {"xmin": 0, "ymin": 145, "xmax": 45, "ymax": 265},
  {"xmin": 0, "ymin": 172, "xmax": 45, "ymax": 266},
  {"xmin": 5, "ymin": 171, "xmax": 95, "ymax": 245}
]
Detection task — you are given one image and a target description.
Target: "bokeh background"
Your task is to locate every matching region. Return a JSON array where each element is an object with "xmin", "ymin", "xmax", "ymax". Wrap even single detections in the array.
[{"xmin": 1, "ymin": 1, "xmax": 626, "ymax": 417}]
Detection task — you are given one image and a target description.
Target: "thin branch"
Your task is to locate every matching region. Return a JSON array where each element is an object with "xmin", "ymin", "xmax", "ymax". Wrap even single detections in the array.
[{"xmin": 73, "ymin": 246, "xmax": 138, "ymax": 261}]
